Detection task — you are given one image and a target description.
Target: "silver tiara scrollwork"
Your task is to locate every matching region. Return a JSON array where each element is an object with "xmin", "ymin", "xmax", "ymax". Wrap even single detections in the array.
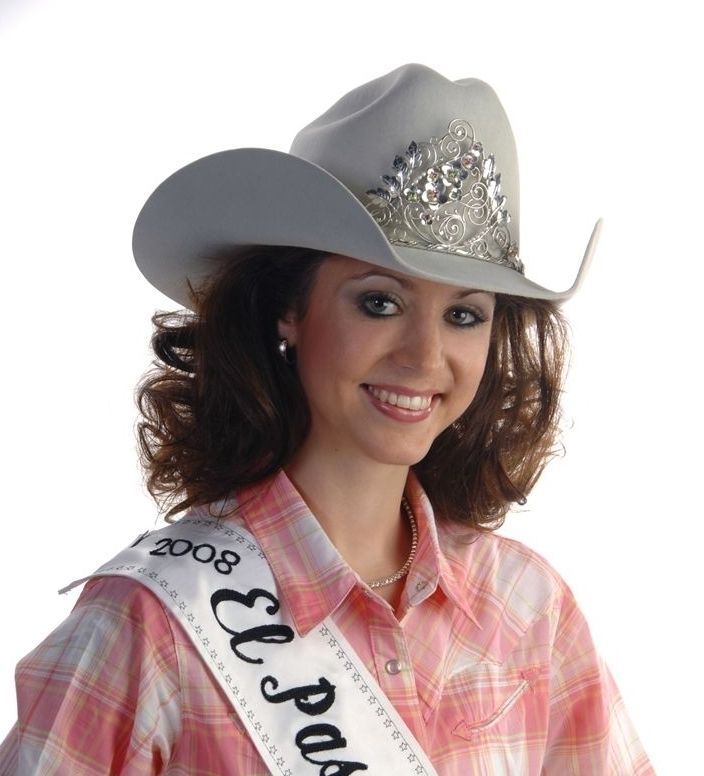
[{"xmin": 363, "ymin": 119, "xmax": 523, "ymax": 274}]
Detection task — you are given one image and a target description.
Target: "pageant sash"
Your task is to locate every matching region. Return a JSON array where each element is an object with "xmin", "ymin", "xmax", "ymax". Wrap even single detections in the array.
[{"xmin": 61, "ymin": 516, "xmax": 438, "ymax": 776}]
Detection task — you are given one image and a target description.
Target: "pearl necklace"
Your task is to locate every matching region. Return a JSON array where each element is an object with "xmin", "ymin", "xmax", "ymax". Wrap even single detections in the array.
[{"xmin": 368, "ymin": 498, "xmax": 418, "ymax": 589}]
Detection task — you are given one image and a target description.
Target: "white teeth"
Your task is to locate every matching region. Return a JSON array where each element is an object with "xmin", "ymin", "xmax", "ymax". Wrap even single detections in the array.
[{"xmin": 366, "ymin": 385, "xmax": 431, "ymax": 411}]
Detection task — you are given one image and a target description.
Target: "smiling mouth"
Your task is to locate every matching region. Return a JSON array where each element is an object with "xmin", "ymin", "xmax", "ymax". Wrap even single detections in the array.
[{"xmin": 364, "ymin": 385, "xmax": 434, "ymax": 411}]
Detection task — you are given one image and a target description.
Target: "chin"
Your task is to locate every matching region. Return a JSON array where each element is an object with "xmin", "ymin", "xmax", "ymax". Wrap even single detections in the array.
[{"xmin": 367, "ymin": 442, "xmax": 434, "ymax": 468}]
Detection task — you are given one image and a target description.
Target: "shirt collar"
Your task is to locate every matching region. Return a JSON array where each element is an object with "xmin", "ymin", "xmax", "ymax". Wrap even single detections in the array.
[
  {"xmin": 404, "ymin": 472, "xmax": 481, "ymax": 628},
  {"xmin": 231, "ymin": 469, "xmax": 481, "ymax": 636}
]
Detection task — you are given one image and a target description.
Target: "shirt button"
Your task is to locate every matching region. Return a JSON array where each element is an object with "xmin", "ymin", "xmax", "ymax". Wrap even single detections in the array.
[{"xmin": 385, "ymin": 659, "xmax": 402, "ymax": 675}]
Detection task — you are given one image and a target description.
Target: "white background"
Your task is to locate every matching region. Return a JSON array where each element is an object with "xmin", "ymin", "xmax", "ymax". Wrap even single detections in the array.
[{"xmin": 1, "ymin": 1, "xmax": 701, "ymax": 772}]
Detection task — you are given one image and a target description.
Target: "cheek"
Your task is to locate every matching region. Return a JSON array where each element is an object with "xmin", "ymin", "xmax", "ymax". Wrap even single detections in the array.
[
  {"xmin": 454, "ymin": 339, "xmax": 493, "ymax": 401},
  {"xmin": 298, "ymin": 313, "xmax": 371, "ymax": 373},
  {"xmin": 294, "ymin": 316, "xmax": 363, "ymax": 398}
]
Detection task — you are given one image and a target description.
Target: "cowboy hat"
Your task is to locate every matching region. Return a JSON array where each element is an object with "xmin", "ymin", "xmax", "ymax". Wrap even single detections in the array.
[{"xmin": 133, "ymin": 63, "xmax": 601, "ymax": 309}]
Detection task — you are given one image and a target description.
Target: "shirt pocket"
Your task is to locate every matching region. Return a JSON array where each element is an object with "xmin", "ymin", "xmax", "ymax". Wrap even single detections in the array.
[{"xmin": 442, "ymin": 662, "xmax": 545, "ymax": 742}]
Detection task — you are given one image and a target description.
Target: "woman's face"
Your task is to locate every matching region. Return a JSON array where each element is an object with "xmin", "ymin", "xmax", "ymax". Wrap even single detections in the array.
[{"xmin": 279, "ymin": 255, "xmax": 495, "ymax": 469}]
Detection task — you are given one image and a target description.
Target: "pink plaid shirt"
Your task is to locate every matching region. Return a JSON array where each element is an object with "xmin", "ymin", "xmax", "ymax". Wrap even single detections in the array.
[{"xmin": 0, "ymin": 470, "xmax": 653, "ymax": 774}]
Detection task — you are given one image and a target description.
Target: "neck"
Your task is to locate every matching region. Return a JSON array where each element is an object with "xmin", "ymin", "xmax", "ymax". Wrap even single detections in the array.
[{"xmin": 283, "ymin": 449, "xmax": 413, "ymax": 600}]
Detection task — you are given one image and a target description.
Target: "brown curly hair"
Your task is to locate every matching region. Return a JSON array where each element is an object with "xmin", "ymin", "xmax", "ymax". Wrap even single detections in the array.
[{"xmin": 136, "ymin": 245, "xmax": 568, "ymax": 528}]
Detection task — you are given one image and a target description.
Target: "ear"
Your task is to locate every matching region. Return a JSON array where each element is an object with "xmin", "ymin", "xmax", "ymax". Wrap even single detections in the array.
[{"xmin": 277, "ymin": 310, "xmax": 298, "ymax": 345}]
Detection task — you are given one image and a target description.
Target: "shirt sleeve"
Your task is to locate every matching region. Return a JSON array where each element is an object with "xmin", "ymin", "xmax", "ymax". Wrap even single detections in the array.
[
  {"xmin": 542, "ymin": 587, "xmax": 654, "ymax": 775},
  {"xmin": 0, "ymin": 576, "xmax": 182, "ymax": 775}
]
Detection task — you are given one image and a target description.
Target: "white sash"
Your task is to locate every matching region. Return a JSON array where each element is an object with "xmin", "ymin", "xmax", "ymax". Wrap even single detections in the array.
[{"xmin": 61, "ymin": 515, "xmax": 439, "ymax": 776}]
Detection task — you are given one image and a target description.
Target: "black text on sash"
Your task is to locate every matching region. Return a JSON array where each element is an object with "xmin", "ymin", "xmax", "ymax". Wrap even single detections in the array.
[{"xmin": 211, "ymin": 582, "xmax": 368, "ymax": 774}]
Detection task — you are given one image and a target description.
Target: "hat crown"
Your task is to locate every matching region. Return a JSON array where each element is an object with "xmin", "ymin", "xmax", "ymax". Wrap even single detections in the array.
[
  {"xmin": 133, "ymin": 63, "xmax": 598, "ymax": 310},
  {"xmin": 289, "ymin": 64, "xmax": 520, "ymax": 247}
]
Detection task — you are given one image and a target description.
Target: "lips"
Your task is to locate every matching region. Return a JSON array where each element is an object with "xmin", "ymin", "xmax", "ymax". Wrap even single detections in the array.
[{"xmin": 364, "ymin": 384, "xmax": 436, "ymax": 412}]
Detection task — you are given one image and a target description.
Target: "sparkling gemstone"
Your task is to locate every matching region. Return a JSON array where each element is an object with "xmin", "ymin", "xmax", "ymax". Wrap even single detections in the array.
[
  {"xmin": 382, "ymin": 175, "xmax": 401, "ymax": 196},
  {"xmin": 483, "ymin": 155, "xmax": 495, "ymax": 179},
  {"xmin": 449, "ymin": 187, "xmax": 462, "ymax": 200},
  {"xmin": 403, "ymin": 187, "xmax": 420, "ymax": 202},
  {"xmin": 487, "ymin": 179, "xmax": 497, "ymax": 198},
  {"xmin": 471, "ymin": 141, "xmax": 483, "ymax": 157},
  {"xmin": 393, "ymin": 155, "xmax": 407, "ymax": 171},
  {"xmin": 425, "ymin": 189, "xmax": 438, "ymax": 204},
  {"xmin": 460, "ymin": 153, "xmax": 475, "ymax": 169},
  {"xmin": 426, "ymin": 167, "xmax": 440, "ymax": 182},
  {"xmin": 366, "ymin": 187, "xmax": 390, "ymax": 204},
  {"xmin": 420, "ymin": 212, "xmax": 434, "ymax": 225}
]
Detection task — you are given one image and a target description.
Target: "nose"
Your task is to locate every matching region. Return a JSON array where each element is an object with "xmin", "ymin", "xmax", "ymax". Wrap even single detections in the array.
[{"xmin": 391, "ymin": 314, "xmax": 445, "ymax": 374}]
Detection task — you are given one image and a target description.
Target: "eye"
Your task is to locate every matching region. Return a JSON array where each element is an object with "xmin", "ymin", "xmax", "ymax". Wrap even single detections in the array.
[
  {"xmin": 446, "ymin": 306, "xmax": 486, "ymax": 327},
  {"xmin": 359, "ymin": 292, "xmax": 401, "ymax": 317}
]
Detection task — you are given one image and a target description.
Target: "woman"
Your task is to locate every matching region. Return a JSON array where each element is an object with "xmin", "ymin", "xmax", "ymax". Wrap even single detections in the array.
[{"xmin": 0, "ymin": 64, "xmax": 653, "ymax": 774}]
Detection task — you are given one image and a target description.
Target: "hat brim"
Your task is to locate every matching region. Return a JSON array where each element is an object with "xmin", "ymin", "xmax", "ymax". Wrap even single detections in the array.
[{"xmin": 133, "ymin": 148, "xmax": 601, "ymax": 310}]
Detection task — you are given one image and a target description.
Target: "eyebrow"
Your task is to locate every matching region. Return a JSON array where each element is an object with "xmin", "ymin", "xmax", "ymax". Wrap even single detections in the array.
[{"xmin": 349, "ymin": 270, "xmax": 486, "ymax": 299}]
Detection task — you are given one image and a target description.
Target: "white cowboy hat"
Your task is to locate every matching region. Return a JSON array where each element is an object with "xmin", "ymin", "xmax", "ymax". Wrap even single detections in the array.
[{"xmin": 133, "ymin": 63, "xmax": 601, "ymax": 309}]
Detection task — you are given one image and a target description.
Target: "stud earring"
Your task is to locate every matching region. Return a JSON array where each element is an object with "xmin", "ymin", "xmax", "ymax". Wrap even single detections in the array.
[{"xmin": 278, "ymin": 338, "xmax": 294, "ymax": 364}]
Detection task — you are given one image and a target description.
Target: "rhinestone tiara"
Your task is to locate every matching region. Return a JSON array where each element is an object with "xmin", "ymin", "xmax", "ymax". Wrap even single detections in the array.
[{"xmin": 362, "ymin": 119, "xmax": 524, "ymax": 274}]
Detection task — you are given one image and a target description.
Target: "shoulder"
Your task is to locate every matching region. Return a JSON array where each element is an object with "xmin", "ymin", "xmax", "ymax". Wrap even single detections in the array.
[
  {"xmin": 10, "ymin": 578, "xmax": 184, "ymax": 772},
  {"xmin": 20, "ymin": 575, "xmax": 180, "ymax": 682},
  {"xmin": 75, "ymin": 575, "xmax": 177, "ymax": 637},
  {"xmin": 439, "ymin": 525, "xmax": 578, "ymax": 655},
  {"xmin": 445, "ymin": 526, "xmax": 569, "ymax": 613},
  {"xmin": 15, "ymin": 576, "xmax": 182, "ymax": 740}
]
